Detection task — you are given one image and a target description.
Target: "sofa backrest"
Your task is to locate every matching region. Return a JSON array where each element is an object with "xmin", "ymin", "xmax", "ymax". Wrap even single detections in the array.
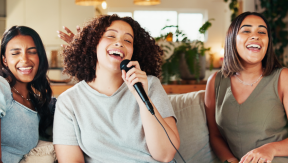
[{"xmin": 168, "ymin": 90, "xmax": 220, "ymax": 163}]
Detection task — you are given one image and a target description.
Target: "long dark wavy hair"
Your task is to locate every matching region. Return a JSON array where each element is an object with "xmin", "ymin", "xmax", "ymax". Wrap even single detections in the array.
[
  {"xmin": 62, "ymin": 14, "xmax": 163, "ymax": 82},
  {"xmin": 0, "ymin": 26, "xmax": 53, "ymax": 138},
  {"xmin": 221, "ymin": 12, "xmax": 282, "ymax": 77}
]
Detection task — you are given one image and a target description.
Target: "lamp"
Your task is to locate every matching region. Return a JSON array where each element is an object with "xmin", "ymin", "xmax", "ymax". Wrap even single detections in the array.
[
  {"xmin": 75, "ymin": 0, "xmax": 105, "ymax": 6},
  {"xmin": 134, "ymin": 0, "xmax": 160, "ymax": 5},
  {"xmin": 220, "ymin": 48, "xmax": 224, "ymax": 56},
  {"xmin": 102, "ymin": 1, "xmax": 107, "ymax": 9}
]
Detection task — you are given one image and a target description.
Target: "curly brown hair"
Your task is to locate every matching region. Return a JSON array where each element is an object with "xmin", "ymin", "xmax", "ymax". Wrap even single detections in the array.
[{"xmin": 62, "ymin": 14, "xmax": 163, "ymax": 82}]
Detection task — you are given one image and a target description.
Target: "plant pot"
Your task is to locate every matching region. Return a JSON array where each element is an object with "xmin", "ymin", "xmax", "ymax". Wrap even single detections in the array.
[{"xmin": 179, "ymin": 53, "xmax": 206, "ymax": 80}]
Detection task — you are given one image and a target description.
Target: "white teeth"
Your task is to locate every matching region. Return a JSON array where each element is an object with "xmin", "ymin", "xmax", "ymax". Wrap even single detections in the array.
[
  {"xmin": 108, "ymin": 50, "xmax": 124, "ymax": 58},
  {"xmin": 247, "ymin": 44, "xmax": 261, "ymax": 49},
  {"xmin": 18, "ymin": 67, "xmax": 32, "ymax": 70}
]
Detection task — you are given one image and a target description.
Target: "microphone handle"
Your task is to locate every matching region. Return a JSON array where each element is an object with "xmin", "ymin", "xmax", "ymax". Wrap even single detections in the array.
[{"xmin": 133, "ymin": 83, "xmax": 155, "ymax": 115}]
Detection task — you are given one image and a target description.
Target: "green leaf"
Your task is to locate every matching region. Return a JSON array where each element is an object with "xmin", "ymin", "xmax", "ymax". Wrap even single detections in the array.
[{"xmin": 199, "ymin": 19, "xmax": 215, "ymax": 34}]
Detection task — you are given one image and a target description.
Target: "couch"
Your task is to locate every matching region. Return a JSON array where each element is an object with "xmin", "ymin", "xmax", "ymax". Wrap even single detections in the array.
[{"xmin": 20, "ymin": 90, "xmax": 220, "ymax": 163}]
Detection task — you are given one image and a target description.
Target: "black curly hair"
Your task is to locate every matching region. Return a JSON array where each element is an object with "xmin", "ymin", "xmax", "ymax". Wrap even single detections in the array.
[
  {"xmin": 62, "ymin": 14, "xmax": 163, "ymax": 82},
  {"xmin": 0, "ymin": 26, "xmax": 53, "ymax": 138}
]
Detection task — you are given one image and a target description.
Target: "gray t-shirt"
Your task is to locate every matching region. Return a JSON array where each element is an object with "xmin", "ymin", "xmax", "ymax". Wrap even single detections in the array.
[
  {"xmin": 53, "ymin": 75, "xmax": 176, "ymax": 163},
  {"xmin": 0, "ymin": 76, "xmax": 39, "ymax": 163}
]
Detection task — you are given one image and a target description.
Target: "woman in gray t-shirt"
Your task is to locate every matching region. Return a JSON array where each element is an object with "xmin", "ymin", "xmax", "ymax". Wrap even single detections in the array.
[
  {"xmin": 53, "ymin": 15, "xmax": 180, "ymax": 163},
  {"xmin": 0, "ymin": 26, "xmax": 53, "ymax": 163}
]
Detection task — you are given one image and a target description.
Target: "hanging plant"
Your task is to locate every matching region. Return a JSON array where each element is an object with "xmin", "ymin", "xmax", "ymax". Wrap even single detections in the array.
[
  {"xmin": 256, "ymin": 0, "xmax": 288, "ymax": 66},
  {"xmin": 224, "ymin": 0, "xmax": 239, "ymax": 22}
]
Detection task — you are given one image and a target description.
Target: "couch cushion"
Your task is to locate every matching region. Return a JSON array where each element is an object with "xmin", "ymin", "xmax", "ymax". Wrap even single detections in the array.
[
  {"xmin": 19, "ymin": 140, "xmax": 56, "ymax": 163},
  {"xmin": 168, "ymin": 90, "xmax": 219, "ymax": 163}
]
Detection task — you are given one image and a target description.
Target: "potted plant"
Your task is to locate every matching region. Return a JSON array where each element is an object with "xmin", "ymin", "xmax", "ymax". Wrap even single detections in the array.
[{"xmin": 155, "ymin": 19, "xmax": 214, "ymax": 84}]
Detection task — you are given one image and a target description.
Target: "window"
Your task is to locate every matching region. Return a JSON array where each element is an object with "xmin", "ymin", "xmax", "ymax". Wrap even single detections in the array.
[
  {"xmin": 178, "ymin": 13, "xmax": 204, "ymax": 41},
  {"xmin": 134, "ymin": 11, "xmax": 177, "ymax": 38},
  {"xmin": 107, "ymin": 10, "xmax": 205, "ymax": 42}
]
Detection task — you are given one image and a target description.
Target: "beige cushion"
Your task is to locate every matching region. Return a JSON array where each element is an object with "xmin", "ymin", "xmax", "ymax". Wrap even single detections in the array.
[
  {"xmin": 20, "ymin": 140, "xmax": 56, "ymax": 163},
  {"xmin": 168, "ymin": 90, "xmax": 219, "ymax": 163}
]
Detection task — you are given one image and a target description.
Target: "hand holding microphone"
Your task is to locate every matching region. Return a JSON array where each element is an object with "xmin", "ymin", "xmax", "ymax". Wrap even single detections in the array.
[
  {"xmin": 121, "ymin": 60, "xmax": 185, "ymax": 162},
  {"xmin": 120, "ymin": 59, "xmax": 155, "ymax": 115}
]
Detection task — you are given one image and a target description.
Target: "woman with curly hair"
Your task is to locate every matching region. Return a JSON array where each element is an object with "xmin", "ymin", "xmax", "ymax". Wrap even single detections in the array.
[
  {"xmin": 0, "ymin": 26, "xmax": 53, "ymax": 163},
  {"xmin": 53, "ymin": 14, "xmax": 180, "ymax": 163}
]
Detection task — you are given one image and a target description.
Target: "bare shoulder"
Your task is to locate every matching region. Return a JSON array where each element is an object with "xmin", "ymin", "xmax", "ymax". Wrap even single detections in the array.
[
  {"xmin": 205, "ymin": 72, "xmax": 218, "ymax": 107},
  {"xmin": 206, "ymin": 72, "xmax": 218, "ymax": 90},
  {"xmin": 279, "ymin": 68, "xmax": 288, "ymax": 87},
  {"xmin": 280, "ymin": 68, "xmax": 288, "ymax": 77},
  {"xmin": 278, "ymin": 68, "xmax": 288, "ymax": 98}
]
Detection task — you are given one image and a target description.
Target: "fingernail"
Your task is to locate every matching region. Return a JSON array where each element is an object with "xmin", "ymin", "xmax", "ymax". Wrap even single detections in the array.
[
  {"xmin": 57, "ymin": 31, "xmax": 60, "ymax": 33},
  {"xmin": 58, "ymin": 35, "xmax": 61, "ymax": 37},
  {"xmin": 63, "ymin": 26, "xmax": 65, "ymax": 29},
  {"xmin": 61, "ymin": 44, "xmax": 63, "ymax": 47}
]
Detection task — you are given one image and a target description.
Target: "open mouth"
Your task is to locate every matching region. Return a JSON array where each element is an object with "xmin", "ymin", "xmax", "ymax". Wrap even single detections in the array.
[
  {"xmin": 246, "ymin": 44, "xmax": 262, "ymax": 51},
  {"xmin": 108, "ymin": 50, "xmax": 124, "ymax": 59},
  {"xmin": 17, "ymin": 66, "xmax": 33, "ymax": 74},
  {"xmin": 18, "ymin": 67, "xmax": 33, "ymax": 70}
]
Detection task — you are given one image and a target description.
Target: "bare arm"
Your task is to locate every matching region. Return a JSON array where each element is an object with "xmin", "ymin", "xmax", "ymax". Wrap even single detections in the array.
[
  {"xmin": 271, "ymin": 68, "xmax": 288, "ymax": 157},
  {"xmin": 205, "ymin": 72, "xmax": 238, "ymax": 162},
  {"xmin": 54, "ymin": 145, "xmax": 85, "ymax": 163},
  {"xmin": 138, "ymin": 100, "xmax": 180, "ymax": 162}
]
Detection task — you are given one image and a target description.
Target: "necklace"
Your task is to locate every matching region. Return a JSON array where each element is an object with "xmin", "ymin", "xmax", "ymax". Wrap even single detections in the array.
[
  {"xmin": 12, "ymin": 87, "xmax": 31, "ymax": 101},
  {"xmin": 235, "ymin": 73, "xmax": 263, "ymax": 86}
]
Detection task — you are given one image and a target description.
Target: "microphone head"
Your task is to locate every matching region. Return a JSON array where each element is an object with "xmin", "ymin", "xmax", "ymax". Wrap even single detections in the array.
[{"xmin": 120, "ymin": 59, "xmax": 132, "ymax": 72}]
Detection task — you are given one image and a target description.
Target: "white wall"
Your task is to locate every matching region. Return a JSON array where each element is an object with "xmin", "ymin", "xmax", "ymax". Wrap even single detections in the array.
[
  {"xmin": 6, "ymin": 0, "xmax": 94, "ymax": 45},
  {"xmin": 243, "ymin": 0, "xmax": 255, "ymax": 12}
]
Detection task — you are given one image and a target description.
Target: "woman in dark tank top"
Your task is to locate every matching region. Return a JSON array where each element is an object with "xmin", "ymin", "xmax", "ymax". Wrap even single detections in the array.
[{"xmin": 205, "ymin": 12, "xmax": 288, "ymax": 163}]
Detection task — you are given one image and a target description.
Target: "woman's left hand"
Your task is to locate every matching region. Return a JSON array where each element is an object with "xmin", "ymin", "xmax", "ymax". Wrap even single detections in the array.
[
  {"xmin": 121, "ymin": 61, "xmax": 148, "ymax": 98},
  {"xmin": 240, "ymin": 144, "xmax": 275, "ymax": 163}
]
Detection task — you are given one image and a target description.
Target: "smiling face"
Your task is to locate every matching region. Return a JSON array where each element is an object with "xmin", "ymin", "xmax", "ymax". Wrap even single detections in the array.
[
  {"xmin": 3, "ymin": 35, "xmax": 39, "ymax": 83},
  {"xmin": 96, "ymin": 20, "xmax": 134, "ymax": 72},
  {"xmin": 236, "ymin": 15, "xmax": 269, "ymax": 66}
]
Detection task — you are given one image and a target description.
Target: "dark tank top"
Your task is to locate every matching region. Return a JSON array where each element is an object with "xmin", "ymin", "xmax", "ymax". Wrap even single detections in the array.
[{"xmin": 215, "ymin": 68, "xmax": 288, "ymax": 162}]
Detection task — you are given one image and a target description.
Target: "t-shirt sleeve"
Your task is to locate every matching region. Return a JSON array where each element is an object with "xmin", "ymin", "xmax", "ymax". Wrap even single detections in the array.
[
  {"xmin": 0, "ymin": 76, "xmax": 12, "ymax": 118},
  {"xmin": 53, "ymin": 94, "xmax": 79, "ymax": 146},
  {"xmin": 148, "ymin": 76, "xmax": 177, "ymax": 122}
]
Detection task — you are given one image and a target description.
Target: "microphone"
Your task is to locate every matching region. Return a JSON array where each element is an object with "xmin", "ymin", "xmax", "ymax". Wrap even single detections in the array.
[{"xmin": 120, "ymin": 59, "xmax": 155, "ymax": 115}]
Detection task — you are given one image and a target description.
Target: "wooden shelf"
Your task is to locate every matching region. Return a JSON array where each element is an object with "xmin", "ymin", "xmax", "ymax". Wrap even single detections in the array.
[
  {"xmin": 51, "ymin": 83, "xmax": 206, "ymax": 96},
  {"xmin": 162, "ymin": 84, "xmax": 206, "ymax": 94},
  {"xmin": 51, "ymin": 84, "xmax": 74, "ymax": 96}
]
